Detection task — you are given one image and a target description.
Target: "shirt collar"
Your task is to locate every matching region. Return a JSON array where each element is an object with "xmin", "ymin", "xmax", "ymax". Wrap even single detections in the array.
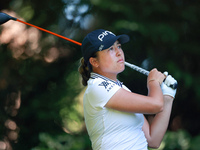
[{"xmin": 90, "ymin": 72, "xmax": 123, "ymax": 87}]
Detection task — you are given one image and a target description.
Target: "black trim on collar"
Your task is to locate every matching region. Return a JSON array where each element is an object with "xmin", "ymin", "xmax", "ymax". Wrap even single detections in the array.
[{"xmin": 90, "ymin": 72, "xmax": 123, "ymax": 87}]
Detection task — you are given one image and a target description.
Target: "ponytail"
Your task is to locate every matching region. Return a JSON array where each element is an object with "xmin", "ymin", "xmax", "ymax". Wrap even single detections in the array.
[{"xmin": 78, "ymin": 57, "xmax": 91, "ymax": 86}]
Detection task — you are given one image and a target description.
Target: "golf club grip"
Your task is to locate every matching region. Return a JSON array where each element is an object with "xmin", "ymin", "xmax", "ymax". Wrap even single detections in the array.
[
  {"xmin": 124, "ymin": 62, "xmax": 177, "ymax": 89},
  {"xmin": 125, "ymin": 62, "xmax": 149, "ymax": 76}
]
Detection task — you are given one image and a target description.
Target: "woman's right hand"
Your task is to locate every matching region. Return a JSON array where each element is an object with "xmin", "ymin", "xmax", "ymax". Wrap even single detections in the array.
[{"xmin": 147, "ymin": 68, "xmax": 165, "ymax": 87}]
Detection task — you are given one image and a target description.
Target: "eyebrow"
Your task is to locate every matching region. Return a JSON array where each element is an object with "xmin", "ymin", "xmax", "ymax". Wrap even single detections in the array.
[
  {"xmin": 115, "ymin": 40, "xmax": 121, "ymax": 45},
  {"xmin": 108, "ymin": 40, "xmax": 121, "ymax": 49}
]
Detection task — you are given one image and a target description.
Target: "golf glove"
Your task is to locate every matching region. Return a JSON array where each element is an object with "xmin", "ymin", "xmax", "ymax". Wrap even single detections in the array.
[{"xmin": 161, "ymin": 72, "xmax": 177, "ymax": 98}]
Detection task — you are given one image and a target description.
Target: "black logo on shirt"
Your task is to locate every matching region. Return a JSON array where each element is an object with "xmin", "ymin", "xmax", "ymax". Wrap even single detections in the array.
[{"xmin": 99, "ymin": 81, "xmax": 115, "ymax": 92}]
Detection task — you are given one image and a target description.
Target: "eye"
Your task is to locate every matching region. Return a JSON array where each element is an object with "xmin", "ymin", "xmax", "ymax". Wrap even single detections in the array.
[
  {"xmin": 109, "ymin": 46, "xmax": 114, "ymax": 51},
  {"xmin": 117, "ymin": 44, "xmax": 122, "ymax": 49},
  {"xmin": 118, "ymin": 45, "xmax": 122, "ymax": 49}
]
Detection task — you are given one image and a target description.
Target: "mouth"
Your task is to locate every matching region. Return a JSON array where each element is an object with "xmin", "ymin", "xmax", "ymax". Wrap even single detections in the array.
[{"xmin": 117, "ymin": 59, "xmax": 124, "ymax": 63}]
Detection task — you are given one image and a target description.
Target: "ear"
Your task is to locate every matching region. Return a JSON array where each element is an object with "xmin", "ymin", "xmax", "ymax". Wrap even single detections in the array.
[{"xmin": 89, "ymin": 57, "xmax": 99, "ymax": 68}]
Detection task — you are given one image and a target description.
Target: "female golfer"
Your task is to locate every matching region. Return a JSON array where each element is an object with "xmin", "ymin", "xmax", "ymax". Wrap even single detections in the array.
[{"xmin": 79, "ymin": 29, "xmax": 177, "ymax": 150}]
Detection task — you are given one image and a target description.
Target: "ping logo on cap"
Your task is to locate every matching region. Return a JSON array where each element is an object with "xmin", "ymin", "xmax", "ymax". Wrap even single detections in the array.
[{"xmin": 98, "ymin": 31, "xmax": 115, "ymax": 41}]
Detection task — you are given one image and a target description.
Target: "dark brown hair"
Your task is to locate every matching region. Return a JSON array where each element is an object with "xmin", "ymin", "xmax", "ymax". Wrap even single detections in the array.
[
  {"xmin": 78, "ymin": 58, "xmax": 91, "ymax": 86},
  {"xmin": 78, "ymin": 52, "xmax": 98, "ymax": 86}
]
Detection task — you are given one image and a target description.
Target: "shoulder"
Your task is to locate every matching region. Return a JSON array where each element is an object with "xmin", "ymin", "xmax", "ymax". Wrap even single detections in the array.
[
  {"xmin": 87, "ymin": 77, "xmax": 121, "ymax": 96},
  {"xmin": 84, "ymin": 77, "xmax": 121, "ymax": 108}
]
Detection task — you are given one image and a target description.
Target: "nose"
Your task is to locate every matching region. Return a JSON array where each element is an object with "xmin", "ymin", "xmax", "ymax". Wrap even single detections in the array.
[{"xmin": 115, "ymin": 46, "xmax": 122, "ymax": 56}]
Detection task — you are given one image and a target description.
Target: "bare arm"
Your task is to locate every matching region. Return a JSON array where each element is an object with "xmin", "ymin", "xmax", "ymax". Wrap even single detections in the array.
[
  {"xmin": 105, "ymin": 68, "xmax": 165, "ymax": 114},
  {"xmin": 105, "ymin": 67, "xmax": 176, "ymax": 148},
  {"xmin": 142, "ymin": 95, "xmax": 174, "ymax": 149}
]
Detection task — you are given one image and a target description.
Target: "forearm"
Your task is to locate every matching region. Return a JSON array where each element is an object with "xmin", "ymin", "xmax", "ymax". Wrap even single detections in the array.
[
  {"xmin": 147, "ymin": 81, "xmax": 164, "ymax": 112},
  {"xmin": 147, "ymin": 95, "xmax": 174, "ymax": 148}
]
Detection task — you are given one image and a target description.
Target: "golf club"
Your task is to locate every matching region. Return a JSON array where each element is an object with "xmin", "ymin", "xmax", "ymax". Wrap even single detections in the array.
[{"xmin": 0, "ymin": 12, "xmax": 177, "ymax": 89}]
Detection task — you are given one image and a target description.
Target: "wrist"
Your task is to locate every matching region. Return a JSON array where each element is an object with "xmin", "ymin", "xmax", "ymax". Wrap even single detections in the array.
[
  {"xmin": 147, "ymin": 79, "xmax": 161, "ymax": 90},
  {"xmin": 163, "ymin": 95, "xmax": 174, "ymax": 101},
  {"xmin": 148, "ymin": 79, "xmax": 161, "ymax": 85}
]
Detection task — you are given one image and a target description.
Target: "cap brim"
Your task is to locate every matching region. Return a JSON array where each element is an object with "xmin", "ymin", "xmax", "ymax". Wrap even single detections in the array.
[
  {"xmin": 103, "ymin": 34, "xmax": 130, "ymax": 50},
  {"xmin": 117, "ymin": 34, "xmax": 130, "ymax": 44}
]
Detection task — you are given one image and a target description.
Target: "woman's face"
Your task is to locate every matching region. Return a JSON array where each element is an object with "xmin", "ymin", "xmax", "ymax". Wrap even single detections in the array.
[{"xmin": 92, "ymin": 40, "xmax": 125, "ymax": 78}]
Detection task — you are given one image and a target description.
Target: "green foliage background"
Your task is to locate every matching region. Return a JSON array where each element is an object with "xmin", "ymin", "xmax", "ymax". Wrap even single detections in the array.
[{"xmin": 0, "ymin": 0, "xmax": 200, "ymax": 149}]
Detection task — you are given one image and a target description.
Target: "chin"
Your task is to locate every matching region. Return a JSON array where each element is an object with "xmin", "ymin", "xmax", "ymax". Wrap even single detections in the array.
[{"xmin": 118, "ymin": 66, "xmax": 125, "ymax": 73}]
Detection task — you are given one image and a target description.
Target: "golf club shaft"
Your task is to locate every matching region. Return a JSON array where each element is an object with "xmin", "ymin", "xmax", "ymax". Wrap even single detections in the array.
[{"xmin": 16, "ymin": 19, "xmax": 82, "ymax": 46}]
